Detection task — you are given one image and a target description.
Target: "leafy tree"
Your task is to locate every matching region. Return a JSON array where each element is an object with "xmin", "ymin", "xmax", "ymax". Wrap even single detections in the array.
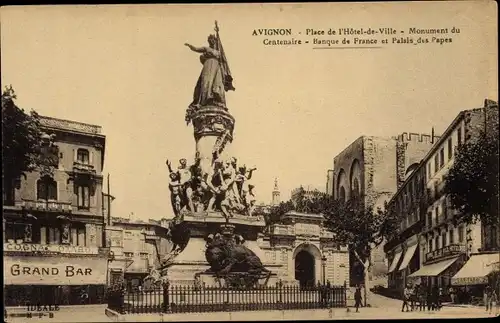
[
  {"xmin": 263, "ymin": 200, "xmax": 294, "ymax": 226},
  {"xmin": 2, "ymin": 85, "xmax": 45, "ymax": 204},
  {"xmin": 444, "ymin": 110, "xmax": 499, "ymax": 226}
]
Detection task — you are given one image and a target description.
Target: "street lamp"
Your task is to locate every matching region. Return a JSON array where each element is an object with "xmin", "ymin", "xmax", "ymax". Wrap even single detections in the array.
[{"xmin": 321, "ymin": 254, "xmax": 327, "ymax": 285}]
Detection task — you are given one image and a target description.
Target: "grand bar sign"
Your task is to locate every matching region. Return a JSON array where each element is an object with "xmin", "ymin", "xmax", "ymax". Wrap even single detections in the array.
[
  {"xmin": 4, "ymin": 256, "xmax": 107, "ymax": 285},
  {"xmin": 4, "ymin": 242, "xmax": 99, "ymax": 255}
]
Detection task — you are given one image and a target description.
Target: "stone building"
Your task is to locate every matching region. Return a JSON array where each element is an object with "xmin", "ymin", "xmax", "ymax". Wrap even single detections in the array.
[
  {"xmin": 263, "ymin": 211, "xmax": 350, "ymax": 287},
  {"xmin": 385, "ymin": 100, "xmax": 499, "ymax": 294},
  {"xmin": 3, "ymin": 116, "xmax": 108, "ymax": 305},
  {"xmin": 330, "ymin": 132, "xmax": 438, "ymax": 285},
  {"xmin": 105, "ymin": 217, "xmax": 171, "ymax": 290}
]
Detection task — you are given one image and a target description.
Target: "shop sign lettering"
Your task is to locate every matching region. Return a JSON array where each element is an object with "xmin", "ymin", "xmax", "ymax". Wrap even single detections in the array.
[{"xmin": 4, "ymin": 242, "xmax": 98, "ymax": 255}]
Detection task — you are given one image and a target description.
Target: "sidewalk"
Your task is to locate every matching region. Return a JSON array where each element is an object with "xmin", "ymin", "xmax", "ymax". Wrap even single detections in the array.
[
  {"xmin": 5, "ymin": 305, "xmax": 111, "ymax": 323},
  {"xmin": 105, "ymin": 305, "xmax": 495, "ymax": 322}
]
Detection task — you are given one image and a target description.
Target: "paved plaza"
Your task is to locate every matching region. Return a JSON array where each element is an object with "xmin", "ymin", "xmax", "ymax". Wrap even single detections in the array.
[{"xmin": 5, "ymin": 294, "xmax": 498, "ymax": 322}]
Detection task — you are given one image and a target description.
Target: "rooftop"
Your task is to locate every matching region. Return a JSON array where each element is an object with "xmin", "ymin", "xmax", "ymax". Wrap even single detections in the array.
[{"xmin": 40, "ymin": 115, "xmax": 102, "ymax": 136}]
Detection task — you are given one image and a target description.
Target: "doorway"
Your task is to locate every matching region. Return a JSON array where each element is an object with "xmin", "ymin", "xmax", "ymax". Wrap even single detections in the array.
[{"xmin": 295, "ymin": 250, "xmax": 315, "ymax": 288}]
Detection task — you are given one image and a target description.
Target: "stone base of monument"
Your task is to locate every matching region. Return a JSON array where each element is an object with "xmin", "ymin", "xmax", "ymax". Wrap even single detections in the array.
[
  {"xmin": 164, "ymin": 212, "xmax": 276, "ymax": 286},
  {"xmin": 194, "ymin": 271, "xmax": 280, "ymax": 288}
]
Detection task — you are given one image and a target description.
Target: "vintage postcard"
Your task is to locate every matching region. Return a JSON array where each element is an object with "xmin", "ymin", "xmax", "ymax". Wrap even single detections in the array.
[{"xmin": 1, "ymin": 2, "xmax": 498, "ymax": 322}]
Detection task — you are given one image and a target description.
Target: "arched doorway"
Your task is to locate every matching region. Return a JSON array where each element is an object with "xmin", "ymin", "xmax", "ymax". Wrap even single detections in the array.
[{"xmin": 295, "ymin": 250, "xmax": 315, "ymax": 288}]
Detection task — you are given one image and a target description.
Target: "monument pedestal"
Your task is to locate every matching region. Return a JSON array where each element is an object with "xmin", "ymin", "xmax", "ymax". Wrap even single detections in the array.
[{"xmin": 165, "ymin": 212, "xmax": 271, "ymax": 286}]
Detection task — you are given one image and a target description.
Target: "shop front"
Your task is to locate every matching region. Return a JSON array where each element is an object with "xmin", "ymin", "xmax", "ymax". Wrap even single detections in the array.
[
  {"xmin": 4, "ymin": 254, "xmax": 107, "ymax": 306},
  {"xmin": 450, "ymin": 253, "xmax": 500, "ymax": 303},
  {"xmin": 408, "ymin": 255, "xmax": 465, "ymax": 287}
]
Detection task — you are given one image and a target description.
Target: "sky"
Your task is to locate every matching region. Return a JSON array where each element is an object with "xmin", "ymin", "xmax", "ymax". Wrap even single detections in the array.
[{"xmin": 1, "ymin": 3, "xmax": 497, "ymax": 221}]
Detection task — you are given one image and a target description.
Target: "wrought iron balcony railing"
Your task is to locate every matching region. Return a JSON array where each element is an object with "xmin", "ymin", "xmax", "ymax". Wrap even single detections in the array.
[
  {"xmin": 72, "ymin": 161, "xmax": 96, "ymax": 174},
  {"xmin": 15, "ymin": 199, "xmax": 72, "ymax": 212}
]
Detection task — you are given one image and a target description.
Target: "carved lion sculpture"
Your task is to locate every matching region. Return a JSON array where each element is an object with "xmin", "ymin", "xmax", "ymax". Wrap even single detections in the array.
[{"xmin": 205, "ymin": 236, "xmax": 269, "ymax": 277}]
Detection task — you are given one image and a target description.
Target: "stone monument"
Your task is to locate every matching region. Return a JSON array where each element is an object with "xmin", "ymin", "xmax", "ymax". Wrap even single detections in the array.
[{"xmin": 154, "ymin": 22, "xmax": 275, "ymax": 288}]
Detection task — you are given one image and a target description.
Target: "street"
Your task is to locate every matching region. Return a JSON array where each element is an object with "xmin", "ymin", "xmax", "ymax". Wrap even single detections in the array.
[{"xmin": 4, "ymin": 294, "xmax": 498, "ymax": 322}]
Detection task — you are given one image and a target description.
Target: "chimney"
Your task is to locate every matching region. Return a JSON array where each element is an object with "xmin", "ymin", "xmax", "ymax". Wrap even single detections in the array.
[{"xmin": 431, "ymin": 127, "xmax": 435, "ymax": 144}]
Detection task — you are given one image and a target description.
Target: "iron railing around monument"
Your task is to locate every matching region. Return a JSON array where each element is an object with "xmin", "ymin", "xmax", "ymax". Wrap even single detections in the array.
[{"xmin": 107, "ymin": 283, "xmax": 348, "ymax": 314}]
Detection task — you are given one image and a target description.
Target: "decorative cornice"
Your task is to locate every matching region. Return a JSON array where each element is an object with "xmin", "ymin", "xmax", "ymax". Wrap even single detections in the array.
[
  {"xmin": 191, "ymin": 106, "xmax": 235, "ymax": 141},
  {"xmin": 40, "ymin": 116, "xmax": 102, "ymax": 135}
]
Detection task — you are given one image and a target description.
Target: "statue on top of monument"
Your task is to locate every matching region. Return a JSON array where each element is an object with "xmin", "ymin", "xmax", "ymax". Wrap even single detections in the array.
[{"xmin": 184, "ymin": 21, "xmax": 235, "ymax": 125}]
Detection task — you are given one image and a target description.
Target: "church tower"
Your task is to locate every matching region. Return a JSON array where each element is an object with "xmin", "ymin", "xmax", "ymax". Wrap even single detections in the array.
[{"xmin": 272, "ymin": 178, "xmax": 281, "ymax": 206}]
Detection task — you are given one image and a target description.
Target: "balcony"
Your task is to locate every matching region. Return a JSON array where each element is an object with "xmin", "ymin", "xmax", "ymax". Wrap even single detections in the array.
[
  {"xmin": 425, "ymin": 244, "xmax": 466, "ymax": 263},
  {"xmin": 72, "ymin": 161, "xmax": 96, "ymax": 174},
  {"xmin": 15, "ymin": 199, "xmax": 72, "ymax": 213}
]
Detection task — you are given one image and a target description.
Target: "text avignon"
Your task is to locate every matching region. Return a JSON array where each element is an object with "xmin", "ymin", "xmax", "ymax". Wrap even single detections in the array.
[{"xmin": 252, "ymin": 29, "xmax": 293, "ymax": 36}]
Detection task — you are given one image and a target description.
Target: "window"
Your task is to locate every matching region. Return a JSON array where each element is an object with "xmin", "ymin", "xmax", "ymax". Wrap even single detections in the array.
[
  {"xmin": 428, "ymin": 239, "xmax": 433, "ymax": 252},
  {"xmin": 458, "ymin": 226, "xmax": 464, "ymax": 243},
  {"xmin": 439, "ymin": 148, "xmax": 445, "ymax": 168},
  {"xmin": 435, "ymin": 236, "xmax": 440, "ymax": 250},
  {"xmin": 434, "ymin": 155, "xmax": 439, "ymax": 173},
  {"xmin": 435, "ymin": 206, "xmax": 439, "ymax": 223},
  {"xmin": 449, "ymin": 229, "xmax": 454, "ymax": 244},
  {"xmin": 427, "ymin": 212, "xmax": 432, "ymax": 227},
  {"xmin": 352, "ymin": 179, "xmax": 360, "ymax": 198},
  {"xmin": 139, "ymin": 252, "xmax": 148, "ymax": 259},
  {"xmin": 70, "ymin": 223, "xmax": 86, "ymax": 246},
  {"xmin": 124, "ymin": 252, "xmax": 134, "ymax": 258},
  {"xmin": 457, "ymin": 127, "xmax": 462, "ymax": 146},
  {"xmin": 339, "ymin": 186, "xmax": 346, "ymax": 202},
  {"xmin": 442, "ymin": 231, "xmax": 447, "ymax": 247},
  {"xmin": 76, "ymin": 185, "xmax": 91, "ymax": 210},
  {"xmin": 427, "ymin": 163, "xmax": 432, "ymax": 179},
  {"xmin": 37, "ymin": 176, "xmax": 57, "ymax": 200},
  {"xmin": 77, "ymin": 149, "xmax": 90, "ymax": 164},
  {"xmin": 5, "ymin": 222, "xmax": 28, "ymax": 242},
  {"xmin": 443, "ymin": 199, "xmax": 448, "ymax": 220},
  {"xmin": 448, "ymin": 138, "xmax": 453, "ymax": 160}
]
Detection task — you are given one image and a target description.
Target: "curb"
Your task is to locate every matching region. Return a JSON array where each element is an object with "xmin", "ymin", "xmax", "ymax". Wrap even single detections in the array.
[{"xmin": 105, "ymin": 308, "xmax": 125, "ymax": 322}]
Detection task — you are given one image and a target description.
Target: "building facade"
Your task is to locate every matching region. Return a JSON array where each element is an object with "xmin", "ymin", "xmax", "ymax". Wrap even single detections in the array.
[
  {"xmin": 106, "ymin": 217, "xmax": 171, "ymax": 291},
  {"xmin": 263, "ymin": 211, "xmax": 350, "ymax": 288},
  {"xmin": 3, "ymin": 116, "xmax": 108, "ymax": 306},
  {"xmin": 385, "ymin": 100, "xmax": 500, "ymax": 294},
  {"xmin": 331, "ymin": 132, "xmax": 438, "ymax": 285}
]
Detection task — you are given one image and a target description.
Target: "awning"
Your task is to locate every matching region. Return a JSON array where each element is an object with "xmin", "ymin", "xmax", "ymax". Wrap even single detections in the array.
[
  {"xmin": 398, "ymin": 244, "xmax": 418, "ymax": 271},
  {"xmin": 388, "ymin": 250, "xmax": 403, "ymax": 273},
  {"xmin": 408, "ymin": 257, "xmax": 459, "ymax": 277},
  {"xmin": 451, "ymin": 253, "xmax": 500, "ymax": 286}
]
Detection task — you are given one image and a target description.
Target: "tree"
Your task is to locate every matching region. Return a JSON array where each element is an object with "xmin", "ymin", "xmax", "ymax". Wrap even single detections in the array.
[
  {"xmin": 263, "ymin": 200, "xmax": 294, "ymax": 226},
  {"xmin": 444, "ymin": 116, "xmax": 499, "ymax": 226},
  {"xmin": 2, "ymin": 85, "xmax": 45, "ymax": 204},
  {"xmin": 319, "ymin": 195, "xmax": 386, "ymax": 305}
]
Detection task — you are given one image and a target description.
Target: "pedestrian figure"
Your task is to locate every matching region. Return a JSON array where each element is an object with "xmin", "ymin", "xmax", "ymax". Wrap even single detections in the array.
[
  {"xmin": 437, "ymin": 287, "xmax": 443, "ymax": 310},
  {"xmin": 485, "ymin": 285, "xmax": 492, "ymax": 312},
  {"xmin": 402, "ymin": 284, "xmax": 411, "ymax": 312},
  {"xmin": 419, "ymin": 285, "xmax": 426, "ymax": 311},
  {"xmin": 354, "ymin": 285, "xmax": 363, "ymax": 313},
  {"xmin": 410, "ymin": 284, "xmax": 417, "ymax": 311},
  {"xmin": 489, "ymin": 289, "xmax": 498, "ymax": 315},
  {"xmin": 431, "ymin": 285, "xmax": 439, "ymax": 310},
  {"xmin": 426, "ymin": 286, "xmax": 433, "ymax": 311},
  {"xmin": 449, "ymin": 286, "xmax": 456, "ymax": 304}
]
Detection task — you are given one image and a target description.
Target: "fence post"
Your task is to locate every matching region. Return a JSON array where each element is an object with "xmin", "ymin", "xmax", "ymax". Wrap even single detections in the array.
[
  {"xmin": 162, "ymin": 281, "xmax": 170, "ymax": 313},
  {"xmin": 343, "ymin": 281, "xmax": 347, "ymax": 309}
]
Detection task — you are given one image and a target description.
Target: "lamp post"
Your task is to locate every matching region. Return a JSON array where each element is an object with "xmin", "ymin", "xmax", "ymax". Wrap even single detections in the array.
[{"xmin": 321, "ymin": 254, "xmax": 327, "ymax": 285}]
